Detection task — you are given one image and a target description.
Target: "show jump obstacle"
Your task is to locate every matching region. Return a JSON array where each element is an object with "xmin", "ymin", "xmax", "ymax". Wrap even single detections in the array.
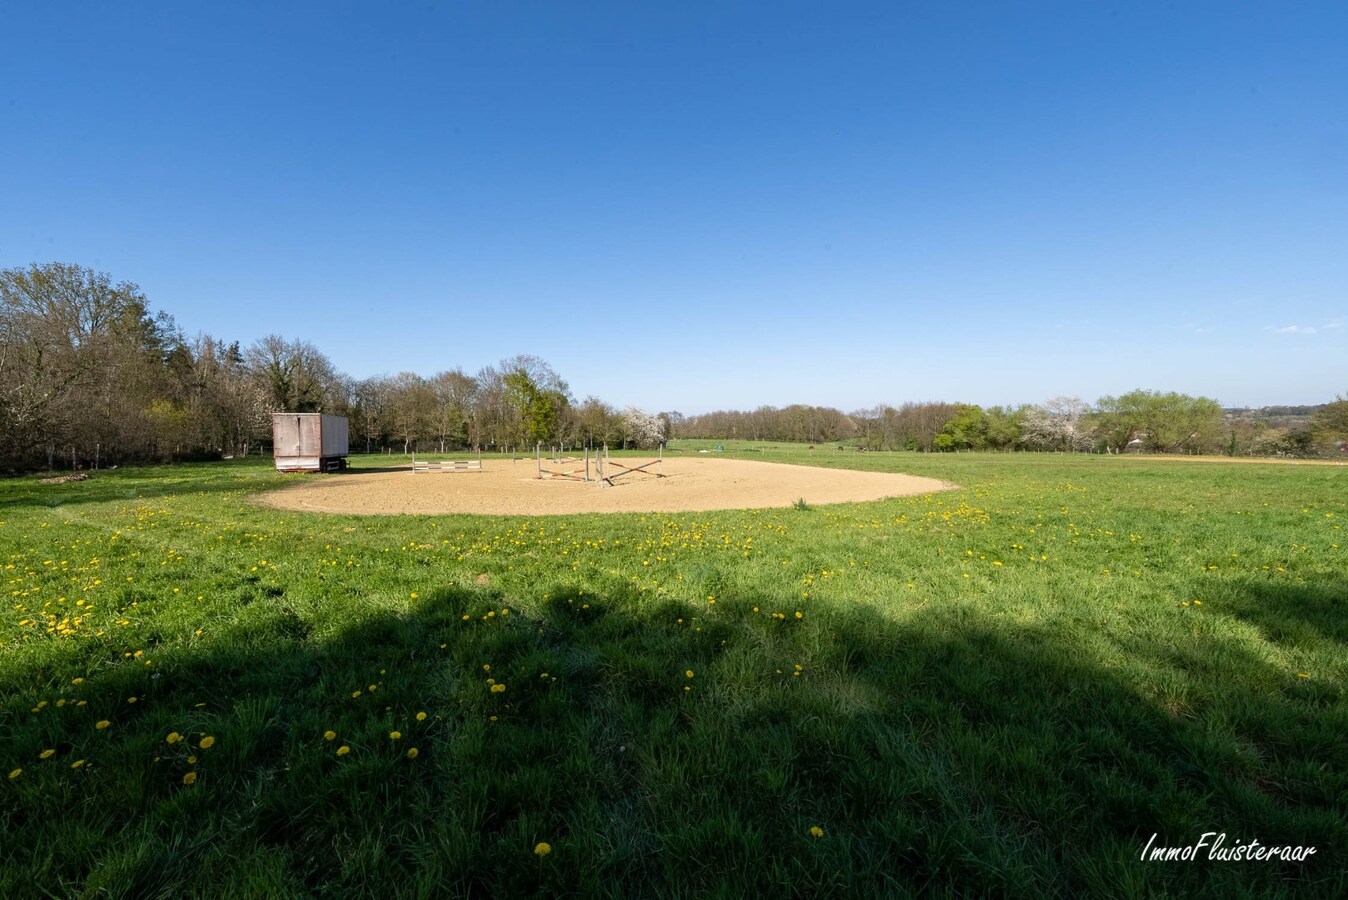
[
  {"xmin": 536, "ymin": 444, "xmax": 593, "ymax": 482},
  {"xmin": 411, "ymin": 449, "xmax": 483, "ymax": 473},
  {"xmin": 536, "ymin": 443, "xmax": 666, "ymax": 487}
]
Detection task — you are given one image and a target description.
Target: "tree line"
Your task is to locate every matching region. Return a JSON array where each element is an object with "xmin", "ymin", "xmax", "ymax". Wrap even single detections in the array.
[
  {"xmin": 0, "ymin": 263, "xmax": 674, "ymax": 471},
  {"xmin": 3, "ymin": 262, "xmax": 1344, "ymax": 471},
  {"xmin": 681, "ymin": 392, "xmax": 1347, "ymax": 456}
]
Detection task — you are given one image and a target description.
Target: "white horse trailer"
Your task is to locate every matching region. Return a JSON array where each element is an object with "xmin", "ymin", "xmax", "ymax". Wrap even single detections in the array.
[{"xmin": 272, "ymin": 413, "xmax": 349, "ymax": 473}]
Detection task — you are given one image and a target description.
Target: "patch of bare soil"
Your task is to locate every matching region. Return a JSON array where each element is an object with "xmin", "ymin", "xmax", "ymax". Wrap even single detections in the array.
[
  {"xmin": 39, "ymin": 473, "xmax": 92, "ymax": 485},
  {"xmin": 254, "ymin": 456, "xmax": 954, "ymax": 516}
]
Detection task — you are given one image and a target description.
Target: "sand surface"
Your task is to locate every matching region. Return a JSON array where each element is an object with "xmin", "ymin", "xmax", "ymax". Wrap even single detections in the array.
[{"xmin": 255, "ymin": 456, "xmax": 953, "ymax": 516}]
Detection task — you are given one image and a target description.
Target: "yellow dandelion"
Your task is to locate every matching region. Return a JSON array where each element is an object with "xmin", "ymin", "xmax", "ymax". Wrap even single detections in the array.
[
  {"xmin": 410, "ymin": 592, "xmax": 418, "ymax": 599},
  {"xmin": 336, "ymin": 745, "xmax": 350, "ymax": 756},
  {"xmin": 9, "ymin": 768, "xmax": 22, "ymax": 779},
  {"xmin": 534, "ymin": 842, "xmax": 552, "ymax": 856},
  {"xmin": 324, "ymin": 730, "xmax": 337, "ymax": 741},
  {"xmin": 810, "ymin": 825, "xmax": 824, "ymax": 838},
  {"xmin": 127, "ymin": 697, "xmax": 137, "ymax": 704},
  {"xmin": 1296, "ymin": 673, "xmax": 1310, "ymax": 679},
  {"xmin": 416, "ymin": 711, "xmax": 427, "ymax": 722},
  {"xmin": 72, "ymin": 677, "xmax": 84, "ymax": 685},
  {"xmin": 187, "ymin": 755, "xmax": 197, "ymax": 764},
  {"xmin": 685, "ymin": 670, "xmax": 694, "ymax": 679},
  {"xmin": 198, "ymin": 736, "xmax": 215, "ymax": 749},
  {"xmin": 389, "ymin": 731, "xmax": 402, "ymax": 740},
  {"xmin": 406, "ymin": 747, "xmax": 419, "ymax": 759},
  {"xmin": 71, "ymin": 759, "xmax": 85, "ymax": 769},
  {"xmin": 95, "ymin": 720, "xmax": 111, "ymax": 730},
  {"xmin": 490, "ymin": 684, "xmax": 506, "ymax": 694},
  {"xmin": 39, "ymin": 749, "xmax": 55, "ymax": 760},
  {"xmin": 182, "ymin": 771, "xmax": 197, "ymax": 784},
  {"xmin": 482, "ymin": 664, "xmax": 491, "ymax": 672},
  {"xmin": 166, "ymin": 732, "xmax": 182, "ymax": 744},
  {"xmin": 352, "ymin": 690, "xmax": 361, "ymax": 698}
]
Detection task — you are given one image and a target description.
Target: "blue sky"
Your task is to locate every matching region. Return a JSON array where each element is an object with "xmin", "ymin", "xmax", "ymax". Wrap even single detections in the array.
[{"xmin": 2, "ymin": 1, "xmax": 1345, "ymax": 413}]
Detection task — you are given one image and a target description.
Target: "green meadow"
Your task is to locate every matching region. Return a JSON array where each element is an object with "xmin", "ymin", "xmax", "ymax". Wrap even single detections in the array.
[{"xmin": 1, "ymin": 448, "xmax": 1343, "ymax": 898}]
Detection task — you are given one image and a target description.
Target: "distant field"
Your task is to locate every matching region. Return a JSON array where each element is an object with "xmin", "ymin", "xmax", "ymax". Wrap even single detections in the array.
[{"xmin": 1, "ymin": 449, "xmax": 1343, "ymax": 896}]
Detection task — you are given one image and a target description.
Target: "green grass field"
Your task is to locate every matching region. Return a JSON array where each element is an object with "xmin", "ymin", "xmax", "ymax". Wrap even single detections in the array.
[{"xmin": 1, "ymin": 448, "xmax": 1343, "ymax": 898}]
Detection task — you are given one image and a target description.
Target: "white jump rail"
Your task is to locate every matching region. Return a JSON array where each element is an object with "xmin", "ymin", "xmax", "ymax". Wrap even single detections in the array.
[{"xmin": 411, "ymin": 450, "xmax": 483, "ymax": 473}]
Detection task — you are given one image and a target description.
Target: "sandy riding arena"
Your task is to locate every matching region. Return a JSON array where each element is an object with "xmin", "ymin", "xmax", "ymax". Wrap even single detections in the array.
[{"xmin": 256, "ymin": 457, "xmax": 953, "ymax": 516}]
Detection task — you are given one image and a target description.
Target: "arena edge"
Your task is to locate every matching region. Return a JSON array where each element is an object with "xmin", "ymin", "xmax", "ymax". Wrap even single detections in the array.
[{"xmin": 1141, "ymin": 832, "xmax": 1318, "ymax": 863}]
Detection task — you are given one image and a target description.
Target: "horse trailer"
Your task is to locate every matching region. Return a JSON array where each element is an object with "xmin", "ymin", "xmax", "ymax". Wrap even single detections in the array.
[{"xmin": 271, "ymin": 413, "xmax": 349, "ymax": 473}]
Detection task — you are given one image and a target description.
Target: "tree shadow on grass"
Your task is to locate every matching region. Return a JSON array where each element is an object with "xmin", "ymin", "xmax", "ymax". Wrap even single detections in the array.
[
  {"xmin": 1215, "ymin": 576, "xmax": 1348, "ymax": 647},
  {"xmin": 1, "ymin": 581, "xmax": 1343, "ymax": 899},
  {"xmin": 0, "ymin": 461, "xmax": 283, "ymax": 512}
]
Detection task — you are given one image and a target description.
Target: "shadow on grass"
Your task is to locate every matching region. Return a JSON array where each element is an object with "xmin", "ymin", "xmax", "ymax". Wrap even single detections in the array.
[
  {"xmin": 1217, "ymin": 576, "xmax": 1348, "ymax": 646},
  {"xmin": 1, "ymin": 581, "xmax": 1343, "ymax": 898},
  {"xmin": 0, "ymin": 460, "xmax": 283, "ymax": 512}
]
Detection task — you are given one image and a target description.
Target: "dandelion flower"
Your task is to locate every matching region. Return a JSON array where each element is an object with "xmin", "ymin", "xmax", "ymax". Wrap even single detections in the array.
[
  {"xmin": 416, "ymin": 711, "xmax": 427, "ymax": 722},
  {"xmin": 810, "ymin": 825, "xmax": 824, "ymax": 838},
  {"xmin": 198, "ymin": 736, "xmax": 215, "ymax": 749},
  {"xmin": 389, "ymin": 731, "xmax": 402, "ymax": 740},
  {"xmin": 96, "ymin": 720, "xmax": 111, "ymax": 730},
  {"xmin": 9, "ymin": 768, "xmax": 22, "ymax": 779},
  {"xmin": 71, "ymin": 759, "xmax": 85, "ymax": 769},
  {"xmin": 337, "ymin": 745, "xmax": 350, "ymax": 756},
  {"xmin": 324, "ymin": 730, "xmax": 337, "ymax": 741},
  {"xmin": 685, "ymin": 670, "xmax": 694, "ymax": 679},
  {"xmin": 490, "ymin": 684, "xmax": 506, "ymax": 694},
  {"xmin": 534, "ymin": 842, "xmax": 552, "ymax": 856},
  {"xmin": 182, "ymin": 771, "xmax": 197, "ymax": 784},
  {"xmin": 166, "ymin": 732, "xmax": 182, "ymax": 744},
  {"xmin": 352, "ymin": 690, "xmax": 362, "ymax": 698},
  {"xmin": 406, "ymin": 747, "xmax": 419, "ymax": 759},
  {"xmin": 39, "ymin": 749, "xmax": 55, "ymax": 760}
]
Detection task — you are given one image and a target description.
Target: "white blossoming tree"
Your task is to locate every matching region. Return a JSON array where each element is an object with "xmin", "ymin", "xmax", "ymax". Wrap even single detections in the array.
[
  {"xmin": 622, "ymin": 406, "xmax": 665, "ymax": 449},
  {"xmin": 1021, "ymin": 396, "xmax": 1093, "ymax": 451}
]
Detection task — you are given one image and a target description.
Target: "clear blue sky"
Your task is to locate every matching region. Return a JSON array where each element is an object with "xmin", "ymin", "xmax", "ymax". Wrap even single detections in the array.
[{"xmin": 3, "ymin": 1, "xmax": 1345, "ymax": 413}]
